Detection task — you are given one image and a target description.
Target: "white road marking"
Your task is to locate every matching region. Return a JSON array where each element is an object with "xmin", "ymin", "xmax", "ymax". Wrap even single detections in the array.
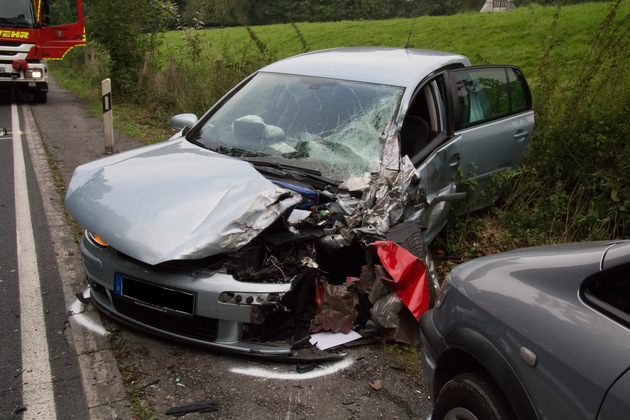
[
  {"xmin": 13, "ymin": 102, "xmax": 57, "ymax": 419},
  {"xmin": 230, "ymin": 357, "xmax": 354, "ymax": 380}
]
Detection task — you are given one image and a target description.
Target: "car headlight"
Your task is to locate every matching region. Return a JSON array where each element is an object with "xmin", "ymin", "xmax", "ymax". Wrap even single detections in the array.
[
  {"xmin": 26, "ymin": 69, "xmax": 43, "ymax": 79},
  {"xmin": 86, "ymin": 231, "xmax": 109, "ymax": 247},
  {"xmin": 434, "ymin": 274, "xmax": 451, "ymax": 309}
]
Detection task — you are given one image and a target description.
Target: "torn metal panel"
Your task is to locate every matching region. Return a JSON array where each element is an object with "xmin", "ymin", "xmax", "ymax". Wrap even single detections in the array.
[
  {"xmin": 370, "ymin": 292, "xmax": 403, "ymax": 329},
  {"xmin": 311, "ymin": 279, "xmax": 359, "ymax": 334},
  {"xmin": 352, "ymin": 155, "xmax": 422, "ymax": 236}
]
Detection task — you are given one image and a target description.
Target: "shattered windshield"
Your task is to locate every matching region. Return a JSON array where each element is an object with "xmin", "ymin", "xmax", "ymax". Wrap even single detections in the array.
[
  {"xmin": 190, "ymin": 73, "xmax": 403, "ymax": 181},
  {"xmin": 0, "ymin": 0, "xmax": 35, "ymax": 26}
]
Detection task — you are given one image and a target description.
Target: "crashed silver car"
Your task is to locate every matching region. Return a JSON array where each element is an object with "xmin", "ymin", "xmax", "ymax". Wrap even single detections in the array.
[{"xmin": 66, "ymin": 47, "xmax": 534, "ymax": 356}]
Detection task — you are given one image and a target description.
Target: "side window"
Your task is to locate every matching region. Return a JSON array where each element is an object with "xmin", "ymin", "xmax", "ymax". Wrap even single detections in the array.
[
  {"xmin": 47, "ymin": 0, "xmax": 79, "ymax": 26},
  {"xmin": 400, "ymin": 78, "xmax": 448, "ymax": 160},
  {"xmin": 582, "ymin": 263, "xmax": 630, "ymax": 327},
  {"xmin": 450, "ymin": 67, "xmax": 531, "ymax": 130}
]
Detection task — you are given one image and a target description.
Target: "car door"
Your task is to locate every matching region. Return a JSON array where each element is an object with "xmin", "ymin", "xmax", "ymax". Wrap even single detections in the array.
[
  {"xmin": 400, "ymin": 77, "xmax": 464, "ymax": 243},
  {"xmin": 447, "ymin": 66, "xmax": 534, "ymax": 210}
]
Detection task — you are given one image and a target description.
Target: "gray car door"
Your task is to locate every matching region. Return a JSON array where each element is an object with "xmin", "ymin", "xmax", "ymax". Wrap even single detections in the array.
[
  {"xmin": 400, "ymin": 78, "xmax": 464, "ymax": 243},
  {"xmin": 447, "ymin": 66, "xmax": 534, "ymax": 210}
]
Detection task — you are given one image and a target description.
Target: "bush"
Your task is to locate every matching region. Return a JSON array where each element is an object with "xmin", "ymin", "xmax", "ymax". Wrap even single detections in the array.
[{"xmin": 503, "ymin": 0, "xmax": 630, "ymax": 241}]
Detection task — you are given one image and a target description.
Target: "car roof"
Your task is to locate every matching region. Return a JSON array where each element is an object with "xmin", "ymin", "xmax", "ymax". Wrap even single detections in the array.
[{"xmin": 260, "ymin": 47, "xmax": 471, "ymax": 88}]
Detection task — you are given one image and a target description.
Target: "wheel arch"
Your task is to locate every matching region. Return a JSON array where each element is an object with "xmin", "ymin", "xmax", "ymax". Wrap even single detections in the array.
[{"xmin": 434, "ymin": 326, "xmax": 539, "ymax": 420}]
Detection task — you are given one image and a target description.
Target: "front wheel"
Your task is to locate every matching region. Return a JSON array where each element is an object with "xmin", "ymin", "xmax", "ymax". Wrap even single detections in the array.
[{"xmin": 432, "ymin": 372, "xmax": 516, "ymax": 420}]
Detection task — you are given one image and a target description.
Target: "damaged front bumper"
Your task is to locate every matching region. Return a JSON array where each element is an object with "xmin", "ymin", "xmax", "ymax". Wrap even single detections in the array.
[{"xmin": 81, "ymin": 234, "xmax": 295, "ymax": 355}]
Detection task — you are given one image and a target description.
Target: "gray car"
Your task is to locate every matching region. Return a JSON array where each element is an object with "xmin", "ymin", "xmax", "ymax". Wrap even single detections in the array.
[
  {"xmin": 65, "ymin": 47, "xmax": 534, "ymax": 355},
  {"xmin": 420, "ymin": 240, "xmax": 630, "ymax": 419}
]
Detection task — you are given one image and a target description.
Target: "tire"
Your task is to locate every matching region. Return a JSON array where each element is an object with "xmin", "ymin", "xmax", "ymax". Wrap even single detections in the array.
[
  {"xmin": 432, "ymin": 372, "xmax": 516, "ymax": 420},
  {"xmin": 401, "ymin": 231, "xmax": 439, "ymax": 307},
  {"xmin": 34, "ymin": 90, "xmax": 47, "ymax": 104}
]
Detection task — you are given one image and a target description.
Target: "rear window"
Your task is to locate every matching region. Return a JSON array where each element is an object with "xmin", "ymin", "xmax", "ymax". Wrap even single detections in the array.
[{"xmin": 582, "ymin": 263, "xmax": 630, "ymax": 327}]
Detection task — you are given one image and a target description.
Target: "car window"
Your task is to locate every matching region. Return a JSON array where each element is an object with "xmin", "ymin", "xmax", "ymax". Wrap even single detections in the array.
[
  {"xmin": 451, "ymin": 67, "xmax": 531, "ymax": 130},
  {"xmin": 400, "ymin": 79, "xmax": 447, "ymax": 161},
  {"xmin": 191, "ymin": 72, "xmax": 403, "ymax": 180},
  {"xmin": 582, "ymin": 263, "xmax": 630, "ymax": 327}
]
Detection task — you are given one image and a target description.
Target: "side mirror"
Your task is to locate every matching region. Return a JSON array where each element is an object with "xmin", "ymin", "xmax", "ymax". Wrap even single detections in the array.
[{"xmin": 170, "ymin": 113, "xmax": 198, "ymax": 135}]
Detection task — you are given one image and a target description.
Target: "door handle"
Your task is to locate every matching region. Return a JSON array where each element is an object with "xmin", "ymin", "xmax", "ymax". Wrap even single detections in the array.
[
  {"xmin": 514, "ymin": 130, "xmax": 529, "ymax": 141},
  {"xmin": 448, "ymin": 154, "xmax": 460, "ymax": 167}
]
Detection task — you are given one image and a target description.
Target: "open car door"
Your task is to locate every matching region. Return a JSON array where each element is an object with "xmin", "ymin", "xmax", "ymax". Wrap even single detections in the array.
[{"xmin": 447, "ymin": 66, "xmax": 534, "ymax": 210}]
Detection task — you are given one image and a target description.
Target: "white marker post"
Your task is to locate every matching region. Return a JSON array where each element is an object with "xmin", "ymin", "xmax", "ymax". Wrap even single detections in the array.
[{"xmin": 102, "ymin": 78, "xmax": 114, "ymax": 153}]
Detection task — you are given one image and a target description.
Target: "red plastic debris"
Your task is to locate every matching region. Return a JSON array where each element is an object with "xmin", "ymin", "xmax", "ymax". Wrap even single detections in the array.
[{"xmin": 371, "ymin": 240, "xmax": 428, "ymax": 320}]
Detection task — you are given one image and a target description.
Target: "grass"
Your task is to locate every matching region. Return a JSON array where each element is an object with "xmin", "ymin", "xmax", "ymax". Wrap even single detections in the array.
[
  {"xmin": 52, "ymin": 2, "xmax": 626, "ymax": 143},
  {"xmin": 159, "ymin": 3, "xmax": 621, "ymax": 81}
]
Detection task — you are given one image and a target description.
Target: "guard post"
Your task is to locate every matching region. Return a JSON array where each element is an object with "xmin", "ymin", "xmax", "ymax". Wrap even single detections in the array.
[{"xmin": 102, "ymin": 78, "xmax": 114, "ymax": 154}]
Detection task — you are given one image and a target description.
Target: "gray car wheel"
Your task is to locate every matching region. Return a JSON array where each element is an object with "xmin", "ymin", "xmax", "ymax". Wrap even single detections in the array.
[
  {"xmin": 432, "ymin": 372, "xmax": 515, "ymax": 420},
  {"xmin": 402, "ymin": 231, "xmax": 439, "ymax": 307}
]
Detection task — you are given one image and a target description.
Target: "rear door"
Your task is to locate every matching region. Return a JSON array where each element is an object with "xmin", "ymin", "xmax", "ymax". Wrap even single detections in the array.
[{"xmin": 447, "ymin": 66, "xmax": 534, "ymax": 210}]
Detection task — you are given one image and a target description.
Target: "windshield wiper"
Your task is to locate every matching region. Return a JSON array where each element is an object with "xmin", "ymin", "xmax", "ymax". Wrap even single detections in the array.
[
  {"xmin": 217, "ymin": 145, "xmax": 268, "ymax": 158},
  {"xmin": 0, "ymin": 18, "xmax": 32, "ymax": 28},
  {"xmin": 185, "ymin": 137, "xmax": 268, "ymax": 158},
  {"xmin": 248, "ymin": 160, "xmax": 340, "ymax": 189}
]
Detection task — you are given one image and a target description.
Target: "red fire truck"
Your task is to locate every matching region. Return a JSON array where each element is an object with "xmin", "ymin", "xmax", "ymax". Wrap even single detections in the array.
[{"xmin": 0, "ymin": 0, "xmax": 85, "ymax": 103}]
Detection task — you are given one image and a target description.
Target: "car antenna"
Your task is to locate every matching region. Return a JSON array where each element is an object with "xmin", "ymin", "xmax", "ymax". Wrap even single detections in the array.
[
  {"xmin": 404, "ymin": 31, "xmax": 412, "ymax": 49},
  {"xmin": 404, "ymin": 17, "xmax": 417, "ymax": 49}
]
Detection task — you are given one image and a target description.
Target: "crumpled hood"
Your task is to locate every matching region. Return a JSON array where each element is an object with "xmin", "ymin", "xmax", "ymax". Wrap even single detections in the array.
[{"xmin": 65, "ymin": 138, "xmax": 301, "ymax": 265}]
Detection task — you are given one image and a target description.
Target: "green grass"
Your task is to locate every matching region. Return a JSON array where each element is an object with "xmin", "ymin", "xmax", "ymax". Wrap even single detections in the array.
[
  {"xmin": 54, "ymin": 2, "xmax": 625, "ymax": 127},
  {"xmin": 160, "ymin": 2, "xmax": 623, "ymax": 82}
]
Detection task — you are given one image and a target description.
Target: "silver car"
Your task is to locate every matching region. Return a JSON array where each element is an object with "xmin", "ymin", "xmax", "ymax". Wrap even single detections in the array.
[
  {"xmin": 66, "ymin": 47, "xmax": 534, "ymax": 355},
  {"xmin": 420, "ymin": 240, "xmax": 630, "ymax": 419}
]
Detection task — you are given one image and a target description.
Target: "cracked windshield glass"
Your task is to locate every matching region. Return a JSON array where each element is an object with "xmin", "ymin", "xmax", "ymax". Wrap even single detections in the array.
[{"xmin": 190, "ymin": 72, "xmax": 403, "ymax": 181}]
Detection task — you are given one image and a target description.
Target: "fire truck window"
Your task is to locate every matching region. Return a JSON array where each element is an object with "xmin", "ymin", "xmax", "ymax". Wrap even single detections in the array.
[{"xmin": 48, "ymin": 0, "xmax": 79, "ymax": 26}]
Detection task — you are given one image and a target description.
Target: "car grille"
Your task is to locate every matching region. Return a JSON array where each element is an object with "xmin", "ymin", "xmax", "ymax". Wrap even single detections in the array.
[{"xmin": 112, "ymin": 294, "xmax": 219, "ymax": 342}]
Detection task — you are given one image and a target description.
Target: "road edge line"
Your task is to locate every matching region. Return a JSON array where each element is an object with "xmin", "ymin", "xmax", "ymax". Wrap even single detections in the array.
[{"xmin": 21, "ymin": 103, "xmax": 132, "ymax": 419}]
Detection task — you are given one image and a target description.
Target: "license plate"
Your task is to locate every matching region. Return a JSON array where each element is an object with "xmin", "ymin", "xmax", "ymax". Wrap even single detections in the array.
[{"xmin": 114, "ymin": 273, "xmax": 195, "ymax": 317}]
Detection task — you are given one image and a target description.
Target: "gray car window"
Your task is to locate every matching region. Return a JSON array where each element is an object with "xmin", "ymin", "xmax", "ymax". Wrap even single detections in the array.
[
  {"xmin": 583, "ymin": 263, "xmax": 630, "ymax": 327},
  {"xmin": 451, "ymin": 67, "xmax": 531, "ymax": 130}
]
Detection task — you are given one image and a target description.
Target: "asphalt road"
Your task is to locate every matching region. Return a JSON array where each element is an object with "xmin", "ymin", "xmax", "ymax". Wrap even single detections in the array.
[
  {"xmin": 19, "ymin": 78, "xmax": 434, "ymax": 419},
  {"xmin": 1, "ymin": 92, "xmax": 129, "ymax": 419}
]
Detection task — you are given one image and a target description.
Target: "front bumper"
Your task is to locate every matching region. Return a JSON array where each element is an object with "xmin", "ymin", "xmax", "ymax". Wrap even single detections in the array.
[{"xmin": 80, "ymin": 235, "xmax": 294, "ymax": 355}]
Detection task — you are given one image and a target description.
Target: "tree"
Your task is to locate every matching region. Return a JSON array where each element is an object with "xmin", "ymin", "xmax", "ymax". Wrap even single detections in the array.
[{"xmin": 88, "ymin": 0, "xmax": 176, "ymax": 97}]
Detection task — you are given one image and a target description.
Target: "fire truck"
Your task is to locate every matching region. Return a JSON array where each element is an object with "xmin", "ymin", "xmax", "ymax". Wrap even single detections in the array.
[{"xmin": 0, "ymin": 0, "xmax": 85, "ymax": 103}]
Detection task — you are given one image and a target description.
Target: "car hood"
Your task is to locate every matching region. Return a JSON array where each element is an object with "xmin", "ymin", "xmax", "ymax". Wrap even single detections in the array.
[{"xmin": 65, "ymin": 138, "xmax": 301, "ymax": 265}]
